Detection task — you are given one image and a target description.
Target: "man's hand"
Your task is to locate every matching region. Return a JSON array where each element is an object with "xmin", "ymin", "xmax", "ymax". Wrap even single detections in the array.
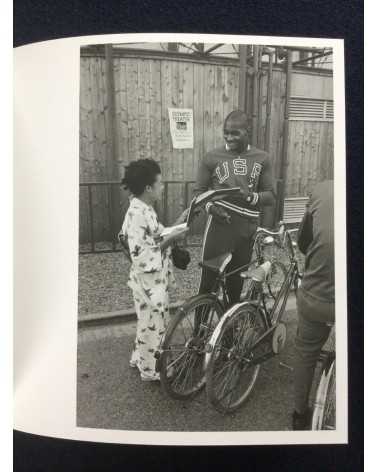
[{"xmin": 241, "ymin": 185, "xmax": 259, "ymax": 205}]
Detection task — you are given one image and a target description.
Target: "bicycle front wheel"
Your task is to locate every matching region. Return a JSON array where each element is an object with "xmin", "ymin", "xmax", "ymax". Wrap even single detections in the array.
[
  {"xmin": 311, "ymin": 353, "xmax": 336, "ymax": 430},
  {"xmin": 159, "ymin": 294, "xmax": 223, "ymax": 400},
  {"xmin": 206, "ymin": 302, "xmax": 267, "ymax": 414}
]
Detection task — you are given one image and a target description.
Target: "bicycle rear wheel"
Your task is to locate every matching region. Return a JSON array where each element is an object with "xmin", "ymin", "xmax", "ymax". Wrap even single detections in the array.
[
  {"xmin": 206, "ymin": 303, "xmax": 267, "ymax": 414},
  {"xmin": 311, "ymin": 353, "xmax": 336, "ymax": 430},
  {"xmin": 159, "ymin": 294, "xmax": 223, "ymax": 400}
]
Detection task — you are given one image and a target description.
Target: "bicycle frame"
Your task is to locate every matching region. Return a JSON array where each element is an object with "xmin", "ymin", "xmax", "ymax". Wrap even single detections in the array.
[
  {"xmin": 207, "ymin": 261, "xmax": 253, "ymax": 311},
  {"xmin": 267, "ymin": 259, "xmax": 298, "ymax": 327},
  {"xmin": 230, "ymin": 229, "xmax": 299, "ymax": 365},
  {"xmin": 205, "ymin": 226, "xmax": 276, "ymax": 308}
]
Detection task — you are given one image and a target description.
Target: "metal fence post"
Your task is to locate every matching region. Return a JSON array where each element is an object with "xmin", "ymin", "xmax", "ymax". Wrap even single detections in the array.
[
  {"xmin": 163, "ymin": 182, "xmax": 169, "ymax": 225},
  {"xmin": 88, "ymin": 184, "xmax": 95, "ymax": 253}
]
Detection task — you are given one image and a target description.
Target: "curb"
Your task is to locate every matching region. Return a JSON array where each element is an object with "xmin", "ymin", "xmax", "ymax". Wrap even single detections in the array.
[
  {"xmin": 78, "ymin": 301, "xmax": 184, "ymax": 328},
  {"xmin": 78, "ymin": 294, "xmax": 297, "ymax": 329}
]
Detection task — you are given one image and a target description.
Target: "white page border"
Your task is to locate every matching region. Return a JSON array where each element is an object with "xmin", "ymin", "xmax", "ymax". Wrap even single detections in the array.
[{"xmin": 14, "ymin": 33, "xmax": 347, "ymax": 445}]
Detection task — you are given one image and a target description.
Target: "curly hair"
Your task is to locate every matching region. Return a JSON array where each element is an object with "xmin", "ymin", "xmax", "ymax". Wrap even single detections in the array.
[{"xmin": 121, "ymin": 159, "xmax": 161, "ymax": 196}]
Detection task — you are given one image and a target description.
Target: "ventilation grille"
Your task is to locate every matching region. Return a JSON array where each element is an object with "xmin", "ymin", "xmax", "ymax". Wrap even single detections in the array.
[{"xmin": 289, "ymin": 97, "xmax": 334, "ymax": 121}]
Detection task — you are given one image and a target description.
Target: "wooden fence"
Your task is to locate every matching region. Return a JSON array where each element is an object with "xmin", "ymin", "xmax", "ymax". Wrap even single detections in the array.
[{"xmin": 79, "ymin": 47, "xmax": 333, "ymax": 244}]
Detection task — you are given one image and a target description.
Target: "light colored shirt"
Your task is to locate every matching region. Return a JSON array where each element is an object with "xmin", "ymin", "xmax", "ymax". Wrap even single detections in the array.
[{"xmin": 121, "ymin": 197, "xmax": 175, "ymax": 292}]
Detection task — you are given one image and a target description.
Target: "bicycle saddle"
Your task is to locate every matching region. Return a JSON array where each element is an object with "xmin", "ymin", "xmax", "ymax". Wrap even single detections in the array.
[{"xmin": 200, "ymin": 252, "xmax": 232, "ymax": 274}]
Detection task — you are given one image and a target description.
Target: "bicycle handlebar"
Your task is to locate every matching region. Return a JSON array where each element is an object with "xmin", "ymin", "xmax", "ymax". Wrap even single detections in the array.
[{"xmin": 255, "ymin": 222, "xmax": 286, "ymax": 237}]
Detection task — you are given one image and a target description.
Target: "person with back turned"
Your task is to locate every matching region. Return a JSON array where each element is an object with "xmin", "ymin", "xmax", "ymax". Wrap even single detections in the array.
[{"xmin": 292, "ymin": 179, "xmax": 335, "ymax": 430}]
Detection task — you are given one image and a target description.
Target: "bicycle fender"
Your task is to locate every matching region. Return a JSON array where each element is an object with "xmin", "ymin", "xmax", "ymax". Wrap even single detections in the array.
[{"xmin": 204, "ymin": 301, "xmax": 257, "ymax": 369}]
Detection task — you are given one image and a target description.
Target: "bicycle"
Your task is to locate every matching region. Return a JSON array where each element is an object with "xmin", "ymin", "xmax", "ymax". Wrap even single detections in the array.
[
  {"xmin": 156, "ymin": 218, "xmax": 288, "ymax": 401},
  {"xmin": 204, "ymin": 223, "xmax": 300, "ymax": 413},
  {"xmin": 311, "ymin": 326, "xmax": 336, "ymax": 430}
]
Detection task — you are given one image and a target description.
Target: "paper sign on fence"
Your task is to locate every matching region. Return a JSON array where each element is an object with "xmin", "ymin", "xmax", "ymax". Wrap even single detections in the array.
[{"xmin": 168, "ymin": 108, "xmax": 194, "ymax": 149}]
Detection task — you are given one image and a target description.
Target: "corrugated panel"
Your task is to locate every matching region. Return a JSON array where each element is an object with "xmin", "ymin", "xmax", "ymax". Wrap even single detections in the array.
[
  {"xmin": 283, "ymin": 197, "xmax": 309, "ymax": 223},
  {"xmin": 325, "ymin": 100, "xmax": 334, "ymax": 120},
  {"xmin": 289, "ymin": 97, "xmax": 333, "ymax": 121}
]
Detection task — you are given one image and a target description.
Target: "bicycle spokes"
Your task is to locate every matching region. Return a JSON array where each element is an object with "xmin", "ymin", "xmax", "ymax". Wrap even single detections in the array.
[{"xmin": 207, "ymin": 309, "xmax": 264, "ymax": 412}]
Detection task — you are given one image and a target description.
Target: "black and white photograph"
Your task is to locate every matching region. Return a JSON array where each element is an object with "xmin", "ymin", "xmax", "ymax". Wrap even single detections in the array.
[{"xmin": 76, "ymin": 39, "xmax": 342, "ymax": 436}]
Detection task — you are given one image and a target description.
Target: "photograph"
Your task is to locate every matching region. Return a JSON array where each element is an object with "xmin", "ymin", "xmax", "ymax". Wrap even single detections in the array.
[{"xmin": 77, "ymin": 40, "xmax": 338, "ymax": 434}]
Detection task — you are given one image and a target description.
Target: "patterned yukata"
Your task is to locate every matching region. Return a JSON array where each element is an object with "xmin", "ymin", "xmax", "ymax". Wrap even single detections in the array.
[{"xmin": 121, "ymin": 197, "xmax": 175, "ymax": 380}]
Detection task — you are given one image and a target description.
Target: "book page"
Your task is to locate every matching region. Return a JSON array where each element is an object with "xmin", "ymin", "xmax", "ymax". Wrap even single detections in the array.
[{"xmin": 14, "ymin": 33, "xmax": 348, "ymax": 446}]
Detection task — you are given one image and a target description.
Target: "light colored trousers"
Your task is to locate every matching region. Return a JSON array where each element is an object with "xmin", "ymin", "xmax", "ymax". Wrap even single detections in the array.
[{"xmin": 130, "ymin": 280, "xmax": 171, "ymax": 379}]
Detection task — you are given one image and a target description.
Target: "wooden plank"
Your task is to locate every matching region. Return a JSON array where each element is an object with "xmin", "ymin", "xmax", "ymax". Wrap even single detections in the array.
[
  {"xmin": 233, "ymin": 67, "xmax": 240, "ymax": 110},
  {"xmin": 180, "ymin": 61, "xmax": 194, "ymax": 183},
  {"xmin": 177, "ymin": 61, "xmax": 185, "ymax": 182},
  {"xmin": 98, "ymin": 57, "xmax": 112, "ymax": 240},
  {"xmin": 97, "ymin": 57, "xmax": 108, "ymax": 179},
  {"xmin": 88, "ymin": 57, "xmax": 98, "ymax": 181},
  {"xmin": 223, "ymin": 66, "xmax": 232, "ymax": 118},
  {"xmin": 326, "ymin": 121, "xmax": 334, "ymax": 179},
  {"xmin": 112, "ymin": 57, "xmax": 124, "ymax": 178},
  {"xmin": 150, "ymin": 60, "xmax": 162, "ymax": 164},
  {"xmin": 203, "ymin": 64, "xmax": 215, "ymax": 153},
  {"xmin": 286, "ymin": 119, "xmax": 335, "ymax": 198},
  {"xmin": 193, "ymin": 63, "xmax": 204, "ymax": 181},
  {"xmin": 104, "ymin": 45, "xmax": 119, "ymax": 180},
  {"xmin": 271, "ymin": 70, "xmax": 285, "ymax": 178},
  {"xmin": 80, "ymin": 58, "xmax": 92, "ymax": 189},
  {"xmin": 104, "ymin": 47, "xmax": 122, "ymax": 239},
  {"xmin": 238, "ymin": 45, "xmax": 248, "ymax": 111},
  {"xmin": 214, "ymin": 66, "xmax": 224, "ymax": 148},
  {"xmin": 138, "ymin": 59, "xmax": 152, "ymax": 161},
  {"xmin": 160, "ymin": 60, "xmax": 173, "ymax": 180},
  {"xmin": 170, "ymin": 61, "xmax": 181, "ymax": 180},
  {"xmin": 258, "ymin": 71, "xmax": 268, "ymax": 149},
  {"xmin": 118, "ymin": 58, "xmax": 129, "ymax": 174},
  {"xmin": 126, "ymin": 59, "xmax": 140, "ymax": 161}
]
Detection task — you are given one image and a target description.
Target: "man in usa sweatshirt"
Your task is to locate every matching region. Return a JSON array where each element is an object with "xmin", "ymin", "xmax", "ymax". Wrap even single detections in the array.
[{"xmin": 193, "ymin": 110, "xmax": 276, "ymax": 303}]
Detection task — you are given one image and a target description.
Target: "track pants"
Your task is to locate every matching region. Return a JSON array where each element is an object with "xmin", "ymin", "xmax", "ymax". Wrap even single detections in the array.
[
  {"xmin": 199, "ymin": 213, "xmax": 257, "ymax": 304},
  {"xmin": 293, "ymin": 287, "xmax": 335, "ymax": 413}
]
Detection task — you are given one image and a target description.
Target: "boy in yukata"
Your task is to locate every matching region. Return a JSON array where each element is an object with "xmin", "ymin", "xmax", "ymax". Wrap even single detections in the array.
[{"xmin": 120, "ymin": 159, "xmax": 188, "ymax": 382}]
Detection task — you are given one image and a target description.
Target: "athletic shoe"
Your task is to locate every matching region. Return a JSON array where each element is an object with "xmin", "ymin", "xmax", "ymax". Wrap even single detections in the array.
[{"xmin": 141, "ymin": 373, "xmax": 160, "ymax": 382}]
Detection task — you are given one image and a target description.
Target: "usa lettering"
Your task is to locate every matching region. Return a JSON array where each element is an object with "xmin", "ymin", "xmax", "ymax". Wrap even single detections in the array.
[
  {"xmin": 233, "ymin": 158, "xmax": 247, "ymax": 175},
  {"xmin": 215, "ymin": 159, "xmax": 249, "ymax": 183},
  {"xmin": 250, "ymin": 163, "xmax": 262, "ymax": 180},
  {"xmin": 215, "ymin": 162, "xmax": 230, "ymax": 183}
]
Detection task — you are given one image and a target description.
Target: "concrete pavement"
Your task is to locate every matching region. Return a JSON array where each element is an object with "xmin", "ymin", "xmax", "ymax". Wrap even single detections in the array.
[{"xmin": 77, "ymin": 302, "xmax": 299, "ymax": 432}]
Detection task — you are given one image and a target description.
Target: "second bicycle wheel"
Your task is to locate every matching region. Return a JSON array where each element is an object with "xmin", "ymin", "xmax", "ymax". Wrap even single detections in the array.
[
  {"xmin": 159, "ymin": 294, "xmax": 223, "ymax": 400},
  {"xmin": 206, "ymin": 303, "xmax": 267, "ymax": 414},
  {"xmin": 312, "ymin": 353, "xmax": 336, "ymax": 430}
]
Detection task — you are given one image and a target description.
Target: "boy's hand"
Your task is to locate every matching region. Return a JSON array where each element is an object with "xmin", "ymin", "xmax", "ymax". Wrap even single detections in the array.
[
  {"xmin": 175, "ymin": 208, "xmax": 190, "ymax": 224},
  {"xmin": 171, "ymin": 226, "xmax": 190, "ymax": 241}
]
